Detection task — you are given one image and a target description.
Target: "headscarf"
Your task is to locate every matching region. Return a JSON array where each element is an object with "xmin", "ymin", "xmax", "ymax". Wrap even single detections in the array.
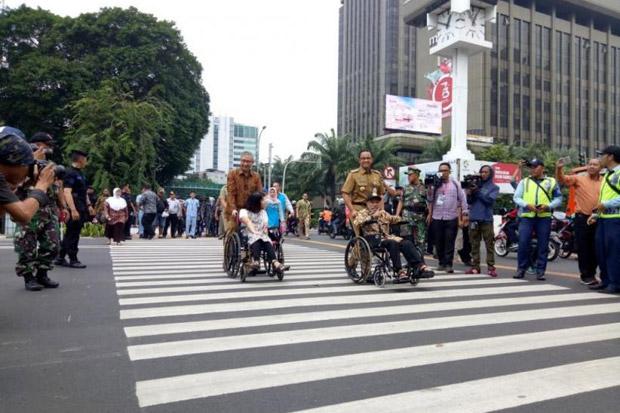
[
  {"xmin": 268, "ymin": 187, "xmax": 278, "ymax": 201},
  {"xmin": 106, "ymin": 187, "xmax": 127, "ymax": 211}
]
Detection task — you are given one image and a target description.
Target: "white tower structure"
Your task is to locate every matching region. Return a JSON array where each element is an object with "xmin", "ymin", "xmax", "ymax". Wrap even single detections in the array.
[{"xmin": 426, "ymin": 0, "xmax": 497, "ymax": 161}]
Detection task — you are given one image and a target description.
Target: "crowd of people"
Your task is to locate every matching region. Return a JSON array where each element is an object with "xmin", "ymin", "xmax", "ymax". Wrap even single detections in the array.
[{"xmin": 1, "ymin": 124, "xmax": 619, "ymax": 295}]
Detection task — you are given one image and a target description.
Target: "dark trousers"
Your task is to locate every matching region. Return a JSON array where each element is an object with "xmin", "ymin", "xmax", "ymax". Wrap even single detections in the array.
[
  {"xmin": 124, "ymin": 214, "xmax": 134, "ymax": 238},
  {"xmin": 250, "ymin": 239, "xmax": 276, "ymax": 262},
  {"xmin": 470, "ymin": 221, "xmax": 495, "ymax": 269},
  {"xmin": 574, "ymin": 213, "xmax": 598, "ymax": 281},
  {"xmin": 458, "ymin": 226, "xmax": 472, "ymax": 264},
  {"xmin": 517, "ymin": 217, "xmax": 551, "ymax": 274},
  {"xmin": 432, "ymin": 218, "xmax": 459, "ymax": 267},
  {"xmin": 380, "ymin": 239, "xmax": 423, "ymax": 271},
  {"xmin": 595, "ymin": 218, "xmax": 620, "ymax": 290},
  {"xmin": 164, "ymin": 214, "xmax": 179, "ymax": 237},
  {"xmin": 142, "ymin": 213, "xmax": 156, "ymax": 239},
  {"xmin": 105, "ymin": 222, "xmax": 125, "ymax": 243},
  {"xmin": 59, "ymin": 217, "xmax": 85, "ymax": 262}
]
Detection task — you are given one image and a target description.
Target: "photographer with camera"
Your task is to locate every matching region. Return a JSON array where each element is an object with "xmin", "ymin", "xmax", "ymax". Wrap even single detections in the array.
[
  {"xmin": 55, "ymin": 149, "xmax": 90, "ymax": 269},
  {"xmin": 427, "ymin": 162, "xmax": 469, "ymax": 273},
  {"xmin": 0, "ymin": 127, "xmax": 56, "ymax": 225},
  {"xmin": 464, "ymin": 166, "xmax": 499, "ymax": 277},
  {"xmin": 513, "ymin": 159, "xmax": 562, "ymax": 280},
  {"xmin": 13, "ymin": 132, "xmax": 68, "ymax": 291}
]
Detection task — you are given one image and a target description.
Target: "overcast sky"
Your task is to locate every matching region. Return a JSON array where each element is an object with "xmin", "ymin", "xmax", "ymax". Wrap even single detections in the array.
[{"xmin": 7, "ymin": 0, "xmax": 340, "ymax": 163}]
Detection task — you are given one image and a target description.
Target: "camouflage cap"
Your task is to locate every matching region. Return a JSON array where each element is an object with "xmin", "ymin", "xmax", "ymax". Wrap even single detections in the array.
[{"xmin": 0, "ymin": 127, "xmax": 34, "ymax": 166}]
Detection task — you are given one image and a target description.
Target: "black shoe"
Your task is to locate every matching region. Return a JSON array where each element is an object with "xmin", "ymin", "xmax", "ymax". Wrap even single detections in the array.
[
  {"xmin": 68, "ymin": 261, "xmax": 87, "ymax": 269},
  {"xmin": 446, "ymin": 267, "xmax": 454, "ymax": 274},
  {"xmin": 24, "ymin": 276, "xmax": 43, "ymax": 291},
  {"xmin": 536, "ymin": 273, "xmax": 546, "ymax": 281},
  {"xmin": 589, "ymin": 284, "xmax": 609, "ymax": 291},
  {"xmin": 54, "ymin": 258, "xmax": 69, "ymax": 267},
  {"xmin": 513, "ymin": 272, "xmax": 525, "ymax": 279},
  {"xmin": 36, "ymin": 271, "xmax": 59, "ymax": 288},
  {"xmin": 580, "ymin": 278, "xmax": 598, "ymax": 286}
]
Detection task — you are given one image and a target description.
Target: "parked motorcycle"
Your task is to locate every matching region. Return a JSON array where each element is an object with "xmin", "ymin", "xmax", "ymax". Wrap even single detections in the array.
[{"xmin": 494, "ymin": 208, "xmax": 559, "ymax": 262}]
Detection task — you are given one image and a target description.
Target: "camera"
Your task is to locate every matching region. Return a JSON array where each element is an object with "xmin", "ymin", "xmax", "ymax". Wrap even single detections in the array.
[
  {"xmin": 28, "ymin": 143, "xmax": 66, "ymax": 180},
  {"xmin": 461, "ymin": 174, "xmax": 482, "ymax": 190},
  {"xmin": 424, "ymin": 174, "xmax": 442, "ymax": 188},
  {"xmin": 522, "ymin": 158, "xmax": 532, "ymax": 168},
  {"xmin": 28, "ymin": 160, "xmax": 66, "ymax": 182}
]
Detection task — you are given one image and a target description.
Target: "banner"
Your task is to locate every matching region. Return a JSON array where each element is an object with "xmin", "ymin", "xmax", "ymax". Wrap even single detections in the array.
[
  {"xmin": 425, "ymin": 57, "xmax": 452, "ymax": 119},
  {"xmin": 385, "ymin": 95, "xmax": 442, "ymax": 134}
]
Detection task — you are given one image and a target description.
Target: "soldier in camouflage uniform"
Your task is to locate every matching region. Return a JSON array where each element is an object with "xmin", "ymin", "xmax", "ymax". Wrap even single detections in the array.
[
  {"xmin": 397, "ymin": 167, "xmax": 429, "ymax": 248},
  {"xmin": 14, "ymin": 132, "xmax": 65, "ymax": 291}
]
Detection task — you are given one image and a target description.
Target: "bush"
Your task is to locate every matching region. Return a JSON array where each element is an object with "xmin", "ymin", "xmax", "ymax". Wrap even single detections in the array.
[{"xmin": 80, "ymin": 223, "xmax": 106, "ymax": 237}]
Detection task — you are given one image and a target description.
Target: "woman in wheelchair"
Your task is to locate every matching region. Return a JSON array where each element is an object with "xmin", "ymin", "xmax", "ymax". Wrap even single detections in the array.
[
  {"xmin": 239, "ymin": 192, "xmax": 290, "ymax": 274},
  {"xmin": 353, "ymin": 192, "xmax": 434, "ymax": 283}
]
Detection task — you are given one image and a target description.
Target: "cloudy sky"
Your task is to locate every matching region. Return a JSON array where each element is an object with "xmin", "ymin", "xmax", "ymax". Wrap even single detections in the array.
[{"xmin": 7, "ymin": 0, "xmax": 340, "ymax": 163}]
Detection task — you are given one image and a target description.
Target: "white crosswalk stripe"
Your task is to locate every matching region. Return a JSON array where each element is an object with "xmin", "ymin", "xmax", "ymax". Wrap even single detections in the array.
[{"xmin": 110, "ymin": 238, "xmax": 620, "ymax": 411}]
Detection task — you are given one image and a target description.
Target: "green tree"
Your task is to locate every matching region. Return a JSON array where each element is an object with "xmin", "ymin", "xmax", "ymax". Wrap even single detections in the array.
[
  {"xmin": 417, "ymin": 136, "xmax": 451, "ymax": 162},
  {"xmin": 0, "ymin": 6, "xmax": 209, "ymax": 184},
  {"xmin": 63, "ymin": 82, "xmax": 173, "ymax": 191},
  {"xmin": 301, "ymin": 129, "xmax": 353, "ymax": 206},
  {"xmin": 352, "ymin": 136, "xmax": 403, "ymax": 171}
]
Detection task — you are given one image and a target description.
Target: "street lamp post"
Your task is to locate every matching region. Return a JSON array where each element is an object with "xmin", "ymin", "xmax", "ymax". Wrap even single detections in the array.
[
  {"xmin": 255, "ymin": 125, "xmax": 266, "ymax": 171},
  {"xmin": 282, "ymin": 159, "xmax": 321, "ymax": 194}
]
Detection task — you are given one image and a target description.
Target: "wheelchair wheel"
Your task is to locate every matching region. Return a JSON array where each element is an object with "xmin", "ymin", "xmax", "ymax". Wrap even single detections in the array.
[
  {"xmin": 373, "ymin": 266, "xmax": 386, "ymax": 288},
  {"xmin": 223, "ymin": 232, "xmax": 241, "ymax": 278},
  {"xmin": 344, "ymin": 236, "xmax": 372, "ymax": 284}
]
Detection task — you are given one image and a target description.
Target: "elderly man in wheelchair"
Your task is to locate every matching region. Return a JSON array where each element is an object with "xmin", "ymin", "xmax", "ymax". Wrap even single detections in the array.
[{"xmin": 345, "ymin": 190, "xmax": 434, "ymax": 286}]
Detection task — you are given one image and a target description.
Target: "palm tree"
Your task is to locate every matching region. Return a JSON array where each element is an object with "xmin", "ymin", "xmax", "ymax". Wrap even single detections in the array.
[
  {"xmin": 302, "ymin": 129, "xmax": 353, "ymax": 206},
  {"xmin": 417, "ymin": 135, "xmax": 451, "ymax": 163},
  {"xmin": 353, "ymin": 135, "xmax": 403, "ymax": 171}
]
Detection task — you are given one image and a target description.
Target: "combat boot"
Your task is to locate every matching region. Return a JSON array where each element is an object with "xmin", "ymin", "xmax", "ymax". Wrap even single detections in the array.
[
  {"xmin": 36, "ymin": 270, "xmax": 59, "ymax": 288},
  {"xmin": 24, "ymin": 275, "xmax": 43, "ymax": 291}
]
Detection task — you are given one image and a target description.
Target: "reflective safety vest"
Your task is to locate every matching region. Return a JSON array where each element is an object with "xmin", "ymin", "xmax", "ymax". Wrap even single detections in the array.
[
  {"xmin": 599, "ymin": 168, "xmax": 620, "ymax": 219},
  {"xmin": 521, "ymin": 177, "xmax": 557, "ymax": 218}
]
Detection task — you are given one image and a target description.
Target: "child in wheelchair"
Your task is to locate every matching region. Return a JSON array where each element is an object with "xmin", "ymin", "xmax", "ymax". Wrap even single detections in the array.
[
  {"xmin": 353, "ymin": 191, "xmax": 434, "ymax": 283},
  {"xmin": 239, "ymin": 192, "xmax": 290, "ymax": 274}
]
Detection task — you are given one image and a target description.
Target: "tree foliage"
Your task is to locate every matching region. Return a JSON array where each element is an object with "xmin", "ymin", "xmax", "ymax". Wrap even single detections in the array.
[
  {"xmin": 0, "ymin": 5, "xmax": 210, "ymax": 186},
  {"xmin": 63, "ymin": 82, "xmax": 173, "ymax": 190}
]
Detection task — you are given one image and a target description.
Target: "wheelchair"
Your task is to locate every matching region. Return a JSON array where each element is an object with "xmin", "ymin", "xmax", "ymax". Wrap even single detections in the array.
[
  {"xmin": 344, "ymin": 221, "xmax": 425, "ymax": 288},
  {"xmin": 223, "ymin": 225, "xmax": 285, "ymax": 282}
]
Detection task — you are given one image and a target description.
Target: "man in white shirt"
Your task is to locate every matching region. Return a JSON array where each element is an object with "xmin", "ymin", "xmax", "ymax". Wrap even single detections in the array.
[{"xmin": 164, "ymin": 191, "xmax": 181, "ymax": 238}]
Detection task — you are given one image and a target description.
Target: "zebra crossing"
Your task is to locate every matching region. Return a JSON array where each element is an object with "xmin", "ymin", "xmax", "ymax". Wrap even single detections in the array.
[{"xmin": 111, "ymin": 238, "xmax": 620, "ymax": 412}]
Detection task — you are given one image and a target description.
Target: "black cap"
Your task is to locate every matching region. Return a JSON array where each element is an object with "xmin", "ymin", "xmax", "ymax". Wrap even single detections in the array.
[
  {"xmin": 528, "ymin": 159, "xmax": 544, "ymax": 168},
  {"xmin": 366, "ymin": 188, "xmax": 382, "ymax": 202},
  {"xmin": 0, "ymin": 127, "xmax": 35, "ymax": 166},
  {"xmin": 597, "ymin": 145, "xmax": 620, "ymax": 158},
  {"xmin": 404, "ymin": 167, "xmax": 421, "ymax": 175},
  {"xmin": 71, "ymin": 149, "xmax": 88, "ymax": 157},
  {"xmin": 29, "ymin": 132, "xmax": 54, "ymax": 144}
]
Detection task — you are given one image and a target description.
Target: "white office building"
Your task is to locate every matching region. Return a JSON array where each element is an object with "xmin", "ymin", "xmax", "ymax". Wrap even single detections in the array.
[{"xmin": 190, "ymin": 116, "xmax": 259, "ymax": 174}]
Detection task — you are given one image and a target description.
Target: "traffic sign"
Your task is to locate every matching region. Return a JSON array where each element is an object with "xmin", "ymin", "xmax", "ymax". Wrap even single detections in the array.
[{"xmin": 383, "ymin": 166, "xmax": 396, "ymax": 180}]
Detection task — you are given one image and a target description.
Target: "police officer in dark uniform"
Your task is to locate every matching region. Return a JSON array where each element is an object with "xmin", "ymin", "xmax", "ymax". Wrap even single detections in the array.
[
  {"xmin": 55, "ymin": 149, "xmax": 89, "ymax": 268},
  {"xmin": 0, "ymin": 126, "xmax": 55, "ymax": 224}
]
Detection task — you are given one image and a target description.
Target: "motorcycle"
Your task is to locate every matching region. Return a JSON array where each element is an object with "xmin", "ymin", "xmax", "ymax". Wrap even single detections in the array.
[
  {"xmin": 494, "ymin": 208, "xmax": 560, "ymax": 262},
  {"xmin": 552, "ymin": 215, "xmax": 575, "ymax": 259},
  {"xmin": 328, "ymin": 217, "xmax": 353, "ymax": 240}
]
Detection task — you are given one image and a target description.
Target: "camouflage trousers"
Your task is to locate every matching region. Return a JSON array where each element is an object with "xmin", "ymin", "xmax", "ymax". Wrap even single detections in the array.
[
  {"xmin": 401, "ymin": 214, "xmax": 427, "ymax": 247},
  {"xmin": 14, "ymin": 212, "xmax": 60, "ymax": 278}
]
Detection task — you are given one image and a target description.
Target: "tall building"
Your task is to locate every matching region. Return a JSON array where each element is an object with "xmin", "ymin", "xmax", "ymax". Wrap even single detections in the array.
[
  {"xmin": 340, "ymin": 0, "xmax": 620, "ymax": 156},
  {"xmin": 337, "ymin": 0, "xmax": 417, "ymax": 140},
  {"xmin": 404, "ymin": 0, "xmax": 620, "ymax": 156},
  {"xmin": 190, "ymin": 116, "xmax": 259, "ymax": 173}
]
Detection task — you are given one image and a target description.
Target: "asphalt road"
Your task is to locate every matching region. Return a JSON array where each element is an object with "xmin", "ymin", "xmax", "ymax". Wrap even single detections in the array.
[{"xmin": 0, "ymin": 233, "xmax": 618, "ymax": 413}]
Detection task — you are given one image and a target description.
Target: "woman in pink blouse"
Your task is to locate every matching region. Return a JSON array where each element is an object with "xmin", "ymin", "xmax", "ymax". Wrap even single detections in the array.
[{"xmin": 104, "ymin": 188, "xmax": 129, "ymax": 245}]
